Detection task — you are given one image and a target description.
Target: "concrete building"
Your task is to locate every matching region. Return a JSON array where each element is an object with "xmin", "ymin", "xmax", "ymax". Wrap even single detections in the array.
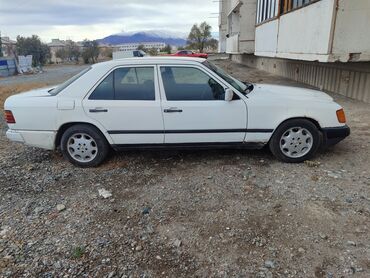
[
  {"xmin": 219, "ymin": 0, "xmax": 370, "ymax": 103},
  {"xmin": 117, "ymin": 42, "xmax": 166, "ymax": 52},
  {"xmin": 0, "ymin": 36, "xmax": 16, "ymax": 57}
]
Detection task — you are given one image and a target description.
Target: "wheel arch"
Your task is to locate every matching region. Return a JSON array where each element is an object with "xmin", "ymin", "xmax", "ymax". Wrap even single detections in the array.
[
  {"xmin": 269, "ymin": 116, "xmax": 323, "ymax": 142},
  {"xmin": 55, "ymin": 122, "xmax": 112, "ymax": 149}
]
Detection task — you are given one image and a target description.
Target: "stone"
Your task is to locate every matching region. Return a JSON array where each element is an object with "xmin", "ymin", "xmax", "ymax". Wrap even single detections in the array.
[
  {"xmin": 319, "ymin": 233, "xmax": 328, "ymax": 240},
  {"xmin": 298, "ymin": 247, "xmax": 305, "ymax": 253},
  {"xmin": 142, "ymin": 207, "xmax": 151, "ymax": 215},
  {"xmin": 56, "ymin": 204, "xmax": 66, "ymax": 212},
  {"xmin": 98, "ymin": 189, "xmax": 112, "ymax": 199},
  {"xmin": 173, "ymin": 239, "xmax": 182, "ymax": 248},
  {"xmin": 264, "ymin": 260, "xmax": 275, "ymax": 269},
  {"xmin": 347, "ymin": 240, "xmax": 356, "ymax": 246}
]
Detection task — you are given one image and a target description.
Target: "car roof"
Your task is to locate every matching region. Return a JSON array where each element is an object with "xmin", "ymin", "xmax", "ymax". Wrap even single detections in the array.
[{"xmin": 92, "ymin": 56, "xmax": 206, "ymax": 69}]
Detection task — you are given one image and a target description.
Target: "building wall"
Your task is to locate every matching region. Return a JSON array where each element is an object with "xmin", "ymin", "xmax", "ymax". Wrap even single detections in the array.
[
  {"xmin": 221, "ymin": 0, "xmax": 256, "ymax": 54},
  {"xmin": 231, "ymin": 54, "xmax": 370, "ymax": 103},
  {"xmin": 255, "ymin": 0, "xmax": 335, "ymax": 62},
  {"xmin": 254, "ymin": 0, "xmax": 370, "ymax": 62},
  {"xmin": 238, "ymin": 0, "xmax": 257, "ymax": 53},
  {"xmin": 118, "ymin": 42, "xmax": 166, "ymax": 51},
  {"xmin": 331, "ymin": 0, "xmax": 370, "ymax": 62}
]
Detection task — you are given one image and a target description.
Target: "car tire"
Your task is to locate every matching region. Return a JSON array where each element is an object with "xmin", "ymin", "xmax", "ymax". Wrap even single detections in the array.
[
  {"xmin": 61, "ymin": 124, "xmax": 110, "ymax": 167},
  {"xmin": 269, "ymin": 119, "xmax": 321, "ymax": 163}
]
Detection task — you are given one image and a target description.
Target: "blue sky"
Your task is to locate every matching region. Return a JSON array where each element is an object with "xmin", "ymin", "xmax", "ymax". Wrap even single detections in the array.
[{"xmin": 0, "ymin": 0, "xmax": 219, "ymax": 42}]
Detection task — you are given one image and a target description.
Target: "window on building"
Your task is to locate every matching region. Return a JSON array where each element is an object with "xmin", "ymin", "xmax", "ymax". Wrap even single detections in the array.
[
  {"xmin": 257, "ymin": 0, "xmax": 318, "ymax": 24},
  {"xmin": 89, "ymin": 67, "xmax": 155, "ymax": 100},
  {"xmin": 160, "ymin": 67, "xmax": 225, "ymax": 101}
]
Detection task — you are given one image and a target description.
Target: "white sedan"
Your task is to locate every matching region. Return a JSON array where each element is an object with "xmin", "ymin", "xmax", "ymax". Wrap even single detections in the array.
[{"xmin": 4, "ymin": 57, "xmax": 350, "ymax": 167}]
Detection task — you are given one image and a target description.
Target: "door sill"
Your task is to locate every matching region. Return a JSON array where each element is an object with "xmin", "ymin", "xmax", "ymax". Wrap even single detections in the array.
[{"xmin": 112, "ymin": 142, "xmax": 265, "ymax": 151}]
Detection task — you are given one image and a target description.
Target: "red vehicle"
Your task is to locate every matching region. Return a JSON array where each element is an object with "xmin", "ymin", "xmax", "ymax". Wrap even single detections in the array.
[{"xmin": 171, "ymin": 50, "xmax": 208, "ymax": 59}]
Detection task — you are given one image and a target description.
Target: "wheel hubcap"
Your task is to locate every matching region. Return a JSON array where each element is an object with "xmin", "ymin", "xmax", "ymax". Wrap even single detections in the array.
[
  {"xmin": 279, "ymin": 127, "xmax": 313, "ymax": 158},
  {"xmin": 67, "ymin": 133, "xmax": 98, "ymax": 163}
]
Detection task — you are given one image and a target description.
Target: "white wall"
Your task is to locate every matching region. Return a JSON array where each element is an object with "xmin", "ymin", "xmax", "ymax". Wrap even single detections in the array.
[
  {"xmin": 255, "ymin": 19, "xmax": 278, "ymax": 55},
  {"xmin": 255, "ymin": 0, "xmax": 335, "ymax": 62},
  {"xmin": 332, "ymin": 0, "xmax": 370, "ymax": 61},
  {"xmin": 238, "ymin": 0, "xmax": 257, "ymax": 53},
  {"xmin": 277, "ymin": 0, "xmax": 334, "ymax": 55}
]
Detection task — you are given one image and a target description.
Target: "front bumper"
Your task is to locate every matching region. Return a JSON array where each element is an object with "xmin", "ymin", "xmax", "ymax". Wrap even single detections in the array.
[{"xmin": 322, "ymin": 125, "xmax": 350, "ymax": 146}]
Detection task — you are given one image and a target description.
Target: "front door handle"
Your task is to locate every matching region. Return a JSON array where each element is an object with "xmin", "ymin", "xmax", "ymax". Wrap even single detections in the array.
[
  {"xmin": 164, "ymin": 108, "xmax": 183, "ymax": 113},
  {"xmin": 89, "ymin": 108, "xmax": 108, "ymax": 113}
]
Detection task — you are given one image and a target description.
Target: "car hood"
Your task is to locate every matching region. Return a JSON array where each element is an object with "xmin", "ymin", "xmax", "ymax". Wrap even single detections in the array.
[{"xmin": 251, "ymin": 84, "xmax": 333, "ymax": 102}]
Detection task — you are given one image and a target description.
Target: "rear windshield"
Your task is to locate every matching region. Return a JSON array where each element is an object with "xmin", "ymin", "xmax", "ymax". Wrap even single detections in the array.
[{"xmin": 49, "ymin": 67, "xmax": 91, "ymax": 95}]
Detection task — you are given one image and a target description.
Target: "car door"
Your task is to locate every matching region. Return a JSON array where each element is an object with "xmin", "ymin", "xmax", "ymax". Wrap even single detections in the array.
[
  {"xmin": 82, "ymin": 65, "xmax": 164, "ymax": 145},
  {"xmin": 158, "ymin": 65, "xmax": 247, "ymax": 144}
]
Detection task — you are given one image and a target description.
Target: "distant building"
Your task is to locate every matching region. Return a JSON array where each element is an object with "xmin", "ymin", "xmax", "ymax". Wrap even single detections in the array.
[
  {"xmin": 117, "ymin": 42, "xmax": 166, "ymax": 51},
  {"xmin": 219, "ymin": 0, "xmax": 370, "ymax": 103},
  {"xmin": 48, "ymin": 39, "xmax": 66, "ymax": 63},
  {"xmin": 0, "ymin": 36, "xmax": 16, "ymax": 57}
]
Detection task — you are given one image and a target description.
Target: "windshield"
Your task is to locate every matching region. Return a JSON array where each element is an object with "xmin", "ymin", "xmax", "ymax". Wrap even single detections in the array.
[
  {"xmin": 202, "ymin": 61, "xmax": 250, "ymax": 93},
  {"xmin": 49, "ymin": 67, "xmax": 91, "ymax": 95}
]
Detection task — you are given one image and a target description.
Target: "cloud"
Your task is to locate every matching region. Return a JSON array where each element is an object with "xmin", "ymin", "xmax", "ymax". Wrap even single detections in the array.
[{"xmin": 0, "ymin": 0, "xmax": 219, "ymax": 41}]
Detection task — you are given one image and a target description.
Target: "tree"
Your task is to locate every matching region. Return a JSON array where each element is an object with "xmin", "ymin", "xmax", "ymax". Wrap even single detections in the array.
[
  {"xmin": 16, "ymin": 35, "xmax": 50, "ymax": 66},
  {"xmin": 187, "ymin": 22, "xmax": 212, "ymax": 53},
  {"xmin": 163, "ymin": 44, "xmax": 172, "ymax": 54},
  {"xmin": 206, "ymin": 38, "xmax": 219, "ymax": 52},
  {"xmin": 65, "ymin": 40, "xmax": 81, "ymax": 63},
  {"xmin": 137, "ymin": 44, "xmax": 146, "ymax": 51},
  {"xmin": 81, "ymin": 40, "xmax": 99, "ymax": 64},
  {"xmin": 147, "ymin": 47, "xmax": 158, "ymax": 56},
  {"xmin": 55, "ymin": 48, "xmax": 67, "ymax": 62}
]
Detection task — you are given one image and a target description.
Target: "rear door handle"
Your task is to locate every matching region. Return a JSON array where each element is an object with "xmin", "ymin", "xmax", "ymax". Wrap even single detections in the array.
[
  {"xmin": 89, "ymin": 108, "xmax": 108, "ymax": 113},
  {"xmin": 164, "ymin": 108, "xmax": 183, "ymax": 113}
]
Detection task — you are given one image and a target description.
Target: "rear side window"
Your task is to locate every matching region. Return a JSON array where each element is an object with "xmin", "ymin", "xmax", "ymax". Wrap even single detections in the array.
[
  {"xmin": 89, "ymin": 67, "xmax": 155, "ymax": 100},
  {"xmin": 89, "ymin": 73, "xmax": 114, "ymax": 100}
]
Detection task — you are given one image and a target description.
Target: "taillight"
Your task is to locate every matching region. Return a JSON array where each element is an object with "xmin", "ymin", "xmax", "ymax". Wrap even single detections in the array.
[
  {"xmin": 336, "ymin": 108, "xmax": 346, "ymax": 123},
  {"xmin": 4, "ymin": 110, "xmax": 16, "ymax": 124}
]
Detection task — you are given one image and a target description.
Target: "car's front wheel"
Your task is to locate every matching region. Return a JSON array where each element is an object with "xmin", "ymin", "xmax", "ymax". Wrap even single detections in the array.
[
  {"xmin": 61, "ymin": 124, "xmax": 109, "ymax": 167},
  {"xmin": 269, "ymin": 119, "xmax": 321, "ymax": 163}
]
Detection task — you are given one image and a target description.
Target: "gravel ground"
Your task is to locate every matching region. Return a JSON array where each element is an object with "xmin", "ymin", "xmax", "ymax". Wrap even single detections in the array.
[
  {"xmin": 0, "ymin": 64, "xmax": 88, "ymax": 86},
  {"xmin": 0, "ymin": 59, "xmax": 369, "ymax": 277}
]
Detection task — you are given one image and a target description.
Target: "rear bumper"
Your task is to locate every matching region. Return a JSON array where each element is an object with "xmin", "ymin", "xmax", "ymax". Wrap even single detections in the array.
[
  {"xmin": 6, "ymin": 129, "xmax": 56, "ymax": 150},
  {"xmin": 322, "ymin": 125, "xmax": 350, "ymax": 146}
]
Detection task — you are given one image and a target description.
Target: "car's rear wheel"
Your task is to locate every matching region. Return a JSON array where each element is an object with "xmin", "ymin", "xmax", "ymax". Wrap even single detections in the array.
[
  {"xmin": 61, "ymin": 124, "xmax": 109, "ymax": 167},
  {"xmin": 269, "ymin": 119, "xmax": 321, "ymax": 163}
]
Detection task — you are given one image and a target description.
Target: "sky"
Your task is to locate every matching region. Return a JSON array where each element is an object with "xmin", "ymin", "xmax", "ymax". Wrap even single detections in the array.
[{"xmin": 0, "ymin": 0, "xmax": 219, "ymax": 42}]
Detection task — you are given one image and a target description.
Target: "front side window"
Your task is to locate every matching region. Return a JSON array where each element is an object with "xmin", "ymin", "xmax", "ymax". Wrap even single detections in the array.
[
  {"xmin": 160, "ymin": 67, "xmax": 225, "ymax": 101},
  {"xmin": 89, "ymin": 67, "xmax": 155, "ymax": 100}
]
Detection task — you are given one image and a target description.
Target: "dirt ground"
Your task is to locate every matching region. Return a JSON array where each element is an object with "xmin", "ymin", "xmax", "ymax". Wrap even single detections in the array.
[{"xmin": 0, "ymin": 59, "xmax": 369, "ymax": 278}]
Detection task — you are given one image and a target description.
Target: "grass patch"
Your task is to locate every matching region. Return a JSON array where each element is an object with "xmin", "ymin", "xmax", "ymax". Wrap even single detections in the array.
[{"xmin": 71, "ymin": 246, "xmax": 85, "ymax": 259}]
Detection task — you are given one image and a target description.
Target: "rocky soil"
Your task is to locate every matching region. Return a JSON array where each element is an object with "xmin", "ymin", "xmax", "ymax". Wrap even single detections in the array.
[{"xmin": 0, "ymin": 60, "xmax": 369, "ymax": 277}]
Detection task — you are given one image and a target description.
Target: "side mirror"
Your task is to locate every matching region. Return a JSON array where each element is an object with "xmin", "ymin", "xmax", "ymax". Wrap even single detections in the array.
[{"xmin": 225, "ymin": 88, "xmax": 234, "ymax": 101}]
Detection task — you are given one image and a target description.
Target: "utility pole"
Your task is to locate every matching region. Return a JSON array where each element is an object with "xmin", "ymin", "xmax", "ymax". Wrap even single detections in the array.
[{"xmin": 0, "ymin": 31, "xmax": 3, "ymax": 57}]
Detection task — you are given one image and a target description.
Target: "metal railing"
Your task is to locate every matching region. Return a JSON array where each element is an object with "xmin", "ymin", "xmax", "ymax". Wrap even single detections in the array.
[{"xmin": 256, "ymin": 0, "xmax": 319, "ymax": 24}]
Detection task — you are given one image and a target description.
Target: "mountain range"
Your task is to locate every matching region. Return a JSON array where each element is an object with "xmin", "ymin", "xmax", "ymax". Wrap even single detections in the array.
[
  {"xmin": 98, "ymin": 30, "xmax": 187, "ymax": 46},
  {"xmin": 97, "ymin": 30, "xmax": 219, "ymax": 46}
]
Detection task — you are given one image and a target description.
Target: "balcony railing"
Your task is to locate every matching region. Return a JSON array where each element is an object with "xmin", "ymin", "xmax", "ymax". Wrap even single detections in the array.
[{"xmin": 256, "ymin": 0, "xmax": 320, "ymax": 24}]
